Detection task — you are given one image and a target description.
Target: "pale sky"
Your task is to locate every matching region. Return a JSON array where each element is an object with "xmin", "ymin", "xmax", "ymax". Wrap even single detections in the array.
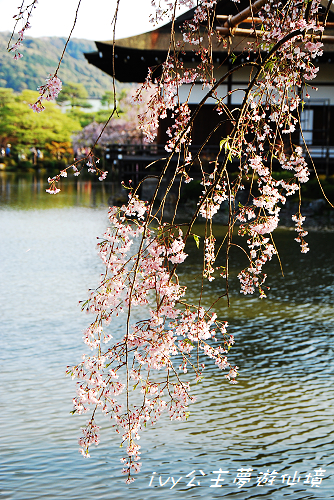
[{"xmin": 0, "ymin": 0, "xmax": 188, "ymax": 41}]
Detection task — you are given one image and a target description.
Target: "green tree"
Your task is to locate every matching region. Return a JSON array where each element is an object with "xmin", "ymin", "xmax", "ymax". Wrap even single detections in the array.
[
  {"xmin": 65, "ymin": 108, "xmax": 96, "ymax": 128},
  {"xmin": 0, "ymin": 89, "xmax": 81, "ymax": 153},
  {"xmin": 63, "ymin": 88, "xmax": 132, "ymax": 128},
  {"xmin": 100, "ymin": 90, "xmax": 116, "ymax": 108},
  {"xmin": 101, "ymin": 88, "xmax": 127, "ymax": 110},
  {"xmin": 56, "ymin": 81, "xmax": 92, "ymax": 108},
  {"xmin": 0, "ymin": 88, "xmax": 15, "ymax": 107}
]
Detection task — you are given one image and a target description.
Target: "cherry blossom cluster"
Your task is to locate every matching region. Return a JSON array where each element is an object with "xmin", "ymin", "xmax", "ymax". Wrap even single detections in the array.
[
  {"xmin": 67, "ymin": 192, "xmax": 235, "ymax": 482},
  {"xmin": 203, "ymin": 236, "xmax": 216, "ymax": 281},
  {"xmin": 292, "ymin": 213, "xmax": 309, "ymax": 253},
  {"xmin": 189, "ymin": 0, "xmax": 324, "ymax": 297},
  {"xmin": 8, "ymin": 0, "xmax": 38, "ymax": 59},
  {"xmin": 199, "ymin": 179, "xmax": 229, "ymax": 219},
  {"xmin": 149, "ymin": 0, "xmax": 196, "ymax": 25},
  {"xmin": 237, "ymin": 235, "xmax": 276, "ymax": 297},
  {"xmin": 135, "ymin": 0, "xmax": 217, "ymax": 147},
  {"xmin": 45, "ymin": 154, "xmax": 107, "ymax": 194},
  {"xmin": 29, "ymin": 75, "xmax": 62, "ymax": 113},
  {"xmin": 134, "ymin": 60, "xmax": 197, "ymax": 145},
  {"xmin": 165, "ymin": 102, "xmax": 192, "ymax": 151},
  {"xmin": 136, "ymin": 0, "xmax": 323, "ymax": 270},
  {"xmin": 8, "ymin": 22, "xmax": 30, "ymax": 60}
]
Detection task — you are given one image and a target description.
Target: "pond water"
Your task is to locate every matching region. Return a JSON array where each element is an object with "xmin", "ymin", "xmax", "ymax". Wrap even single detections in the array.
[{"xmin": 1, "ymin": 173, "xmax": 333, "ymax": 499}]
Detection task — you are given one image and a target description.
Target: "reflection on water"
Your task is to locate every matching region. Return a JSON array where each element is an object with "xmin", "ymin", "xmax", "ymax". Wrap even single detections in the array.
[
  {"xmin": 0, "ymin": 172, "xmax": 123, "ymax": 209},
  {"xmin": 0, "ymin": 176, "xmax": 333, "ymax": 499}
]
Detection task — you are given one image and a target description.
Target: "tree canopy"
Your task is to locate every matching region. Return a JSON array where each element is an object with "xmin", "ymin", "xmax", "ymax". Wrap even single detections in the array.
[
  {"xmin": 0, "ymin": 88, "xmax": 81, "ymax": 150},
  {"xmin": 56, "ymin": 81, "xmax": 92, "ymax": 108}
]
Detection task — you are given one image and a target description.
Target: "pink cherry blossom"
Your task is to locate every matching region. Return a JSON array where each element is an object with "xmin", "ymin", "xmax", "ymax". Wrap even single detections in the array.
[
  {"xmin": 31, "ymin": 0, "xmax": 327, "ymax": 483},
  {"xmin": 30, "ymin": 75, "xmax": 63, "ymax": 112}
]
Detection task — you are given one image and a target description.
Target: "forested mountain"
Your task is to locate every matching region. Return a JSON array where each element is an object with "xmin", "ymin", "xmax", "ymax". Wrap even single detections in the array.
[{"xmin": 0, "ymin": 32, "xmax": 113, "ymax": 97}]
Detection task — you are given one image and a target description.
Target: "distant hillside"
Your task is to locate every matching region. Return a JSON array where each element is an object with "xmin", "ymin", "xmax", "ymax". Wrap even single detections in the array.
[{"xmin": 0, "ymin": 32, "xmax": 114, "ymax": 97}]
